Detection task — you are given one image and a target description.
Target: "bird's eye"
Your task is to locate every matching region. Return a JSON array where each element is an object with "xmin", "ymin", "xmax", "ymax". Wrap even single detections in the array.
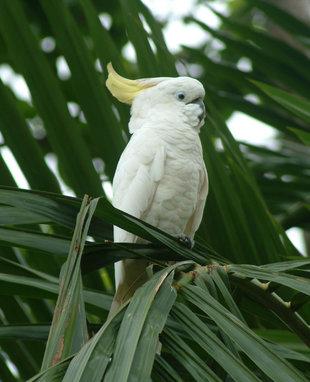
[{"xmin": 175, "ymin": 91, "xmax": 186, "ymax": 101}]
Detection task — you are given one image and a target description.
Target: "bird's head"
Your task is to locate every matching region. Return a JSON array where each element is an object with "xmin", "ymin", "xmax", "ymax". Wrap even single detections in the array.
[{"xmin": 106, "ymin": 63, "xmax": 206, "ymax": 132}]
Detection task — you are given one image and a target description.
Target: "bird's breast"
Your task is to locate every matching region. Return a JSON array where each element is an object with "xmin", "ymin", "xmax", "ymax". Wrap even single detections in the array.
[{"xmin": 143, "ymin": 137, "xmax": 204, "ymax": 236}]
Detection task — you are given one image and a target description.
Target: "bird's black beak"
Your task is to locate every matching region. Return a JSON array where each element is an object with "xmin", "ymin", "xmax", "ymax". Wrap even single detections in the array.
[{"xmin": 188, "ymin": 98, "xmax": 206, "ymax": 122}]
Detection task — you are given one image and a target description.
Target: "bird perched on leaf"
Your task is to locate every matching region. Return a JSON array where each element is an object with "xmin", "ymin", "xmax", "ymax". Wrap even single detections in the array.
[{"xmin": 106, "ymin": 63, "xmax": 208, "ymax": 315}]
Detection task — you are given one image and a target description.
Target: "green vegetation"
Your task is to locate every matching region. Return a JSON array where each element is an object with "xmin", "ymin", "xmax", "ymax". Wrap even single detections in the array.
[{"xmin": 0, "ymin": 0, "xmax": 309, "ymax": 380}]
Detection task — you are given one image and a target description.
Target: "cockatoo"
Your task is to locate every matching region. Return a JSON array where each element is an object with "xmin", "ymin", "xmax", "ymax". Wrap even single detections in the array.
[{"xmin": 106, "ymin": 63, "xmax": 208, "ymax": 315}]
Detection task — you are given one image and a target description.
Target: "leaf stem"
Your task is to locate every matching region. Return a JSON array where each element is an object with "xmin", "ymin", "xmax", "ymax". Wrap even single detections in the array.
[
  {"xmin": 228, "ymin": 272, "xmax": 310, "ymax": 348},
  {"xmin": 174, "ymin": 263, "xmax": 310, "ymax": 348}
]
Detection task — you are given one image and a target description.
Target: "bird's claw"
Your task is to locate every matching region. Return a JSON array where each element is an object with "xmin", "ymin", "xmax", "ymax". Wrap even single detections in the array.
[{"xmin": 174, "ymin": 234, "xmax": 195, "ymax": 249}]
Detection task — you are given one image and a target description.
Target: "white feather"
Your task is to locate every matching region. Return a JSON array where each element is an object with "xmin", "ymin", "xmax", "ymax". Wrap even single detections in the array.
[{"xmin": 110, "ymin": 75, "xmax": 208, "ymax": 314}]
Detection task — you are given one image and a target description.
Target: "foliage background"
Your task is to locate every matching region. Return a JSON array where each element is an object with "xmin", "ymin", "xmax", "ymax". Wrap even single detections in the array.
[{"xmin": 0, "ymin": 0, "xmax": 309, "ymax": 381}]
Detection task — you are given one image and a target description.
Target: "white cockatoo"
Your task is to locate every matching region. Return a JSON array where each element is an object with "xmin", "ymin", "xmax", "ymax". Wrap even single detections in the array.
[{"xmin": 106, "ymin": 63, "xmax": 208, "ymax": 315}]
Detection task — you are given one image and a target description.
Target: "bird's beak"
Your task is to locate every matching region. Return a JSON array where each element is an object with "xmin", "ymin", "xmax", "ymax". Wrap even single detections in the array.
[{"xmin": 188, "ymin": 98, "xmax": 206, "ymax": 123}]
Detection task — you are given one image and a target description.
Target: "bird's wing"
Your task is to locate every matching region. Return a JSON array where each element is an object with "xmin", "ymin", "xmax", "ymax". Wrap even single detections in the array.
[
  {"xmin": 113, "ymin": 130, "xmax": 166, "ymax": 243},
  {"xmin": 184, "ymin": 163, "xmax": 208, "ymax": 238},
  {"xmin": 111, "ymin": 130, "xmax": 166, "ymax": 309}
]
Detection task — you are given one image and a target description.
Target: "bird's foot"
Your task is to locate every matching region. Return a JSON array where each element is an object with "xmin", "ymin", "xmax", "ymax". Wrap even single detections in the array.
[{"xmin": 174, "ymin": 234, "xmax": 195, "ymax": 249}]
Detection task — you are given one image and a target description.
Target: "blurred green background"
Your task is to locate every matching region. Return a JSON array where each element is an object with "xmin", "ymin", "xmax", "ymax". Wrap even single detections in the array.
[{"xmin": 0, "ymin": 0, "xmax": 310, "ymax": 380}]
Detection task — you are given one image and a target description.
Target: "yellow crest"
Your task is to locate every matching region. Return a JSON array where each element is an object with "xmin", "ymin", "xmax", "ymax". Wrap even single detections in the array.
[{"xmin": 106, "ymin": 63, "xmax": 167, "ymax": 104}]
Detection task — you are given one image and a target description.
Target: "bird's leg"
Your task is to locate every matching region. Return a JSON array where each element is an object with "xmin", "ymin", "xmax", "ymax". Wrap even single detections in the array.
[{"xmin": 174, "ymin": 233, "xmax": 195, "ymax": 249}]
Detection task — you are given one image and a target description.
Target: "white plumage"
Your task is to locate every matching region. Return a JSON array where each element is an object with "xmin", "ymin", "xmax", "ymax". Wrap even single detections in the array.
[{"xmin": 106, "ymin": 64, "xmax": 208, "ymax": 314}]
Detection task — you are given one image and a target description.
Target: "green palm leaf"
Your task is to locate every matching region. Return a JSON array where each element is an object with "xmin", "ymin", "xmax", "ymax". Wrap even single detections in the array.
[{"xmin": 0, "ymin": 0, "xmax": 309, "ymax": 380}]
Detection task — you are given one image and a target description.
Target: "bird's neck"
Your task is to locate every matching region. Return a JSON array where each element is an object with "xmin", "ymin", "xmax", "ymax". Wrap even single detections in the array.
[{"xmin": 129, "ymin": 108, "xmax": 201, "ymax": 135}]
